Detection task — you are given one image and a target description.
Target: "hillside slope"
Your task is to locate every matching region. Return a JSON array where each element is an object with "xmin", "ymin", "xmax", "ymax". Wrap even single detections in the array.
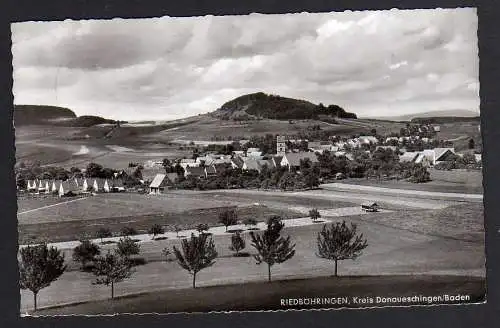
[{"xmin": 213, "ymin": 92, "xmax": 357, "ymax": 120}]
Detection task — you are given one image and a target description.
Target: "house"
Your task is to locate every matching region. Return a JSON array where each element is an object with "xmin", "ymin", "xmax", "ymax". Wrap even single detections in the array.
[
  {"xmin": 185, "ymin": 166, "xmax": 206, "ymax": 178},
  {"xmin": 361, "ymin": 202, "xmax": 379, "ymax": 212},
  {"xmin": 196, "ymin": 156, "xmax": 215, "ymax": 166},
  {"xmin": 475, "ymin": 154, "xmax": 482, "ymax": 163},
  {"xmin": 92, "ymin": 178, "xmax": 110, "ymax": 193},
  {"xmin": 51, "ymin": 180, "xmax": 63, "ymax": 193},
  {"xmin": 231, "ymin": 156, "xmax": 245, "ymax": 169},
  {"xmin": 271, "ymin": 155, "xmax": 283, "ymax": 168},
  {"xmin": 110, "ymin": 179, "xmax": 126, "ymax": 192},
  {"xmin": 358, "ymin": 136, "xmax": 379, "ymax": 145},
  {"xmin": 280, "ymin": 152, "xmax": 319, "ymax": 170},
  {"xmin": 247, "ymin": 151, "xmax": 263, "ymax": 158},
  {"xmin": 432, "ymin": 148, "xmax": 456, "ymax": 165},
  {"xmin": 179, "ymin": 159, "xmax": 198, "ymax": 170},
  {"xmin": 213, "ymin": 163, "xmax": 230, "ymax": 174},
  {"xmin": 399, "ymin": 152, "xmax": 419, "ymax": 163},
  {"xmin": 58, "ymin": 180, "xmax": 80, "ymax": 197},
  {"xmin": 166, "ymin": 172, "xmax": 179, "ymax": 184},
  {"xmin": 149, "ymin": 174, "xmax": 167, "ymax": 194},
  {"xmin": 204, "ymin": 165, "xmax": 217, "ymax": 178},
  {"xmin": 37, "ymin": 180, "xmax": 50, "ymax": 194},
  {"xmin": 376, "ymin": 146, "xmax": 397, "ymax": 152},
  {"xmin": 232, "ymin": 150, "xmax": 245, "ymax": 157},
  {"xmin": 433, "ymin": 125, "xmax": 441, "ymax": 132},
  {"xmin": 246, "ymin": 147, "xmax": 261, "ymax": 153},
  {"xmin": 242, "ymin": 158, "xmax": 262, "ymax": 172},
  {"xmin": 334, "ymin": 151, "xmax": 354, "ymax": 161},
  {"xmin": 414, "ymin": 153, "xmax": 431, "ymax": 167},
  {"xmin": 27, "ymin": 180, "xmax": 37, "ymax": 192},
  {"xmin": 141, "ymin": 168, "xmax": 166, "ymax": 184}
]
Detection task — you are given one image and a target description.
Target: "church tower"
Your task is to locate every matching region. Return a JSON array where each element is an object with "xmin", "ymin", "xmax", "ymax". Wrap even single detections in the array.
[{"xmin": 276, "ymin": 135, "xmax": 287, "ymax": 154}]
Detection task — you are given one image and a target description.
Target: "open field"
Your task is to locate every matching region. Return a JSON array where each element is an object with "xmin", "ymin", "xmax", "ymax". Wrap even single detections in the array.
[
  {"xmin": 335, "ymin": 169, "xmax": 483, "ymax": 194},
  {"xmin": 33, "ymin": 274, "xmax": 485, "ymax": 314},
  {"xmin": 20, "ymin": 207, "xmax": 485, "ymax": 311},
  {"xmin": 18, "ymin": 202, "xmax": 299, "ymax": 244}
]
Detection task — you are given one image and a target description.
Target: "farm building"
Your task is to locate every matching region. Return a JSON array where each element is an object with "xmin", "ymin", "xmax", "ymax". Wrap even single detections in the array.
[
  {"xmin": 358, "ymin": 136, "xmax": 379, "ymax": 145},
  {"xmin": 27, "ymin": 180, "xmax": 38, "ymax": 192},
  {"xmin": 361, "ymin": 202, "xmax": 379, "ymax": 212},
  {"xmin": 272, "ymin": 155, "xmax": 283, "ymax": 168},
  {"xmin": 399, "ymin": 152, "xmax": 419, "ymax": 163},
  {"xmin": 179, "ymin": 159, "xmax": 198, "ymax": 170},
  {"xmin": 149, "ymin": 174, "xmax": 167, "ymax": 194},
  {"xmin": 149, "ymin": 173, "xmax": 178, "ymax": 194},
  {"xmin": 280, "ymin": 152, "xmax": 319, "ymax": 171},
  {"xmin": 204, "ymin": 165, "xmax": 217, "ymax": 178},
  {"xmin": 184, "ymin": 166, "xmax": 206, "ymax": 178},
  {"xmin": 58, "ymin": 180, "xmax": 80, "ymax": 197},
  {"xmin": 231, "ymin": 156, "xmax": 244, "ymax": 169},
  {"xmin": 91, "ymin": 178, "xmax": 110, "ymax": 193},
  {"xmin": 110, "ymin": 179, "xmax": 126, "ymax": 192}
]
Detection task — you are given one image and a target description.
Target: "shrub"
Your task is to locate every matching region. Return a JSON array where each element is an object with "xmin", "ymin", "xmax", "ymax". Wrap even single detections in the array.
[
  {"xmin": 120, "ymin": 226, "xmax": 138, "ymax": 236},
  {"xmin": 229, "ymin": 231, "xmax": 246, "ymax": 255}
]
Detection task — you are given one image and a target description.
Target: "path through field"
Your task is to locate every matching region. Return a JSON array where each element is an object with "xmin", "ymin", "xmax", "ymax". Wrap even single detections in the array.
[{"xmin": 17, "ymin": 197, "xmax": 90, "ymax": 215}]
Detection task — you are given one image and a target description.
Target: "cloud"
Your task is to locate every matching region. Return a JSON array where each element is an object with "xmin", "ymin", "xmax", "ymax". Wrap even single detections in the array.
[{"xmin": 11, "ymin": 8, "xmax": 479, "ymax": 120}]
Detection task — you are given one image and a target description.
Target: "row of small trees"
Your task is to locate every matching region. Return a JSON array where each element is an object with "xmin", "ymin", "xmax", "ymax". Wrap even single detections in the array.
[{"xmin": 20, "ymin": 215, "xmax": 368, "ymax": 312}]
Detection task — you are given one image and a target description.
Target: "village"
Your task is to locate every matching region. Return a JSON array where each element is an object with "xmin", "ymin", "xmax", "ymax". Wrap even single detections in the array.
[{"xmin": 18, "ymin": 121, "xmax": 482, "ymax": 199}]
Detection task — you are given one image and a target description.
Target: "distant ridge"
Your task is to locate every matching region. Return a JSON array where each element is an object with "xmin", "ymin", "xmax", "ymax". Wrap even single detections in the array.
[
  {"xmin": 371, "ymin": 109, "xmax": 479, "ymax": 122},
  {"xmin": 14, "ymin": 105, "xmax": 121, "ymax": 127},
  {"xmin": 213, "ymin": 92, "xmax": 357, "ymax": 120}
]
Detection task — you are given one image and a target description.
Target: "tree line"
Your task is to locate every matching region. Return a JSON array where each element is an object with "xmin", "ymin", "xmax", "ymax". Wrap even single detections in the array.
[{"xmin": 19, "ymin": 211, "xmax": 368, "ymax": 312}]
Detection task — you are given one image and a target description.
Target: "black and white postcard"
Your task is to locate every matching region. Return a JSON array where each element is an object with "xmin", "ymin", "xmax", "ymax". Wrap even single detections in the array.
[{"xmin": 13, "ymin": 7, "xmax": 484, "ymax": 315}]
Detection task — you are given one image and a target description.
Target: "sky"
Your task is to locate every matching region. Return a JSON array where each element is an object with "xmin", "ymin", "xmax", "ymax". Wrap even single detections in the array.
[{"xmin": 11, "ymin": 8, "xmax": 479, "ymax": 121}]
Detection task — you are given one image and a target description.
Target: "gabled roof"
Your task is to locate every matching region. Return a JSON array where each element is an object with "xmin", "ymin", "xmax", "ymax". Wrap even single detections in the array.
[
  {"xmin": 185, "ymin": 166, "xmax": 206, "ymax": 176},
  {"xmin": 243, "ymin": 158, "xmax": 262, "ymax": 171},
  {"xmin": 150, "ymin": 174, "xmax": 166, "ymax": 188},
  {"xmin": 205, "ymin": 165, "xmax": 217, "ymax": 175},
  {"xmin": 361, "ymin": 201, "xmax": 378, "ymax": 207},
  {"xmin": 60, "ymin": 180, "xmax": 79, "ymax": 192},
  {"xmin": 272, "ymin": 155, "xmax": 283, "ymax": 166},
  {"xmin": 399, "ymin": 152, "xmax": 419, "ymax": 163},
  {"xmin": 282, "ymin": 152, "xmax": 319, "ymax": 167},
  {"xmin": 434, "ymin": 148, "xmax": 455, "ymax": 161},
  {"xmin": 110, "ymin": 179, "xmax": 125, "ymax": 187},
  {"xmin": 231, "ymin": 156, "xmax": 244, "ymax": 168},
  {"xmin": 141, "ymin": 168, "xmax": 165, "ymax": 182},
  {"xmin": 165, "ymin": 172, "xmax": 179, "ymax": 182}
]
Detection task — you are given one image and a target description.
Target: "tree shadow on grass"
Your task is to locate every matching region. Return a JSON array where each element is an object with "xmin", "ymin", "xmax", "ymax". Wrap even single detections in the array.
[
  {"xmin": 227, "ymin": 229, "xmax": 244, "ymax": 234},
  {"xmin": 153, "ymin": 237, "xmax": 168, "ymax": 241},
  {"xmin": 100, "ymin": 241, "xmax": 116, "ymax": 245},
  {"xmin": 232, "ymin": 252, "xmax": 251, "ymax": 258}
]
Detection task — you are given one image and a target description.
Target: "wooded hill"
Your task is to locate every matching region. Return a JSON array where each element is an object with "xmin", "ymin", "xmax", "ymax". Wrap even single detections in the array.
[
  {"xmin": 14, "ymin": 105, "xmax": 120, "ymax": 127},
  {"xmin": 213, "ymin": 92, "xmax": 357, "ymax": 120}
]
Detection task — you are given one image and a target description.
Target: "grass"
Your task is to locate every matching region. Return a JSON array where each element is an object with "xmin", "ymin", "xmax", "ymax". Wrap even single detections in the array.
[
  {"xmin": 33, "ymin": 275, "xmax": 485, "ymax": 314},
  {"xmin": 338, "ymin": 169, "xmax": 483, "ymax": 194},
  {"xmin": 20, "ymin": 204, "xmax": 485, "ymax": 311},
  {"xmin": 18, "ymin": 202, "xmax": 301, "ymax": 244}
]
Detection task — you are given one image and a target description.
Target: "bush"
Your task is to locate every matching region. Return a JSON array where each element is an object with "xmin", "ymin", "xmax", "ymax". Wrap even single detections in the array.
[
  {"xmin": 121, "ymin": 226, "xmax": 139, "ymax": 236},
  {"xmin": 96, "ymin": 227, "xmax": 112, "ymax": 243},
  {"xmin": 148, "ymin": 224, "xmax": 165, "ymax": 240},
  {"xmin": 72, "ymin": 239, "xmax": 100, "ymax": 270},
  {"xmin": 116, "ymin": 236, "xmax": 140, "ymax": 259},
  {"xmin": 229, "ymin": 232, "xmax": 246, "ymax": 255}
]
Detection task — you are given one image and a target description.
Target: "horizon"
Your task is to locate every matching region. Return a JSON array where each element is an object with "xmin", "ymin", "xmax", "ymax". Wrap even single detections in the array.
[{"xmin": 11, "ymin": 8, "xmax": 479, "ymax": 121}]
